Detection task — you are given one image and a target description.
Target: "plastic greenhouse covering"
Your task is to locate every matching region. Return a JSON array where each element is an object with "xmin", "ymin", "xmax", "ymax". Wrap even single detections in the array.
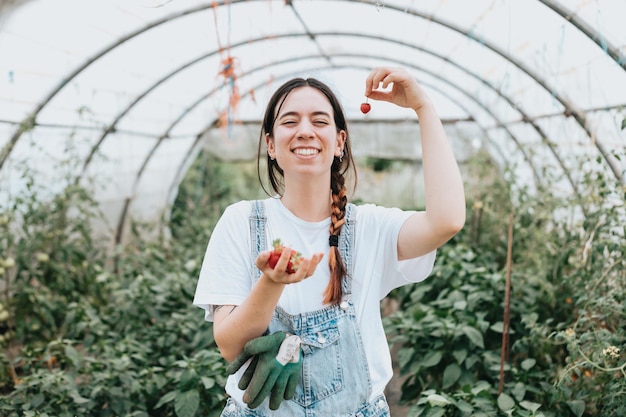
[{"xmin": 1, "ymin": 0, "xmax": 625, "ymax": 245}]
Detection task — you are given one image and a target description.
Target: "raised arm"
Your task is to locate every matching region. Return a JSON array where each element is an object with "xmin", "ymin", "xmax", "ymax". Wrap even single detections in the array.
[{"xmin": 364, "ymin": 67, "xmax": 466, "ymax": 260}]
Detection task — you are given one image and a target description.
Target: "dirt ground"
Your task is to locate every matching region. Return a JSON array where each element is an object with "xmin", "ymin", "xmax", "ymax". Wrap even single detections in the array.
[
  {"xmin": 385, "ymin": 343, "xmax": 411, "ymax": 417},
  {"xmin": 383, "ymin": 299, "xmax": 412, "ymax": 417}
]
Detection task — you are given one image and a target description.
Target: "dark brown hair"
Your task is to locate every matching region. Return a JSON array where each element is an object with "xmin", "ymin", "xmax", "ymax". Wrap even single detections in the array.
[{"xmin": 256, "ymin": 77, "xmax": 357, "ymax": 304}]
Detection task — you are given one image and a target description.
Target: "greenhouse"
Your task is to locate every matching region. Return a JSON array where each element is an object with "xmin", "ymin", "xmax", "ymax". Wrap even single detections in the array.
[{"xmin": 0, "ymin": 0, "xmax": 624, "ymax": 416}]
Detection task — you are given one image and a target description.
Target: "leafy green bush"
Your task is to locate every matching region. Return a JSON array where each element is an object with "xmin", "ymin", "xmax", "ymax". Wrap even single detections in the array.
[
  {"xmin": 384, "ymin": 165, "xmax": 625, "ymax": 416},
  {"xmin": 0, "ymin": 155, "xmax": 233, "ymax": 416}
]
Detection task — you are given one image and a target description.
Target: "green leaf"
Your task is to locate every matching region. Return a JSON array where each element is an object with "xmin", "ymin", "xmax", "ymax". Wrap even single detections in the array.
[
  {"xmin": 621, "ymin": 117, "xmax": 626, "ymax": 130},
  {"xmin": 567, "ymin": 400, "xmax": 585, "ymax": 417},
  {"xmin": 512, "ymin": 382, "xmax": 526, "ymax": 402},
  {"xmin": 521, "ymin": 358, "xmax": 536, "ymax": 370},
  {"xmin": 452, "ymin": 349, "xmax": 467, "ymax": 364},
  {"xmin": 70, "ymin": 391, "xmax": 91, "ymax": 405},
  {"xmin": 179, "ymin": 369, "xmax": 199, "ymax": 391},
  {"xmin": 64, "ymin": 344, "xmax": 81, "ymax": 368},
  {"xmin": 497, "ymin": 393, "xmax": 515, "ymax": 411},
  {"xmin": 424, "ymin": 408, "xmax": 446, "ymax": 417},
  {"xmin": 519, "ymin": 400, "xmax": 542, "ymax": 412},
  {"xmin": 175, "ymin": 390, "xmax": 200, "ymax": 417},
  {"xmin": 490, "ymin": 322, "xmax": 504, "ymax": 333},
  {"xmin": 442, "ymin": 363, "xmax": 461, "ymax": 389},
  {"xmin": 462, "ymin": 326, "xmax": 484, "ymax": 348},
  {"xmin": 200, "ymin": 376, "xmax": 215, "ymax": 389},
  {"xmin": 455, "ymin": 400, "xmax": 473, "ymax": 413},
  {"xmin": 155, "ymin": 390, "xmax": 179, "ymax": 409},
  {"xmin": 398, "ymin": 347, "xmax": 414, "ymax": 369},
  {"xmin": 471, "ymin": 381, "xmax": 491, "ymax": 395},
  {"xmin": 422, "ymin": 351, "xmax": 443, "ymax": 368},
  {"xmin": 30, "ymin": 393, "xmax": 45, "ymax": 408},
  {"xmin": 426, "ymin": 393, "xmax": 451, "ymax": 407}
]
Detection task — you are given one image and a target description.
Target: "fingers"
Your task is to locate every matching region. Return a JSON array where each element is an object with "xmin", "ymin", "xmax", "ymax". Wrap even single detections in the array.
[
  {"xmin": 238, "ymin": 355, "xmax": 259, "ymax": 390},
  {"xmin": 364, "ymin": 66, "xmax": 423, "ymax": 109},
  {"xmin": 274, "ymin": 247, "xmax": 295, "ymax": 272},
  {"xmin": 257, "ymin": 250, "xmax": 324, "ymax": 285},
  {"xmin": 283, "ymin": 364, "xmax": 300, "ymax": 400},
  {"xmin": 226, "ymin": 350, "xmax": 252, "ymax": 375},
  {"xmin": 365, "ymin": 67, "xmax": 404, "ymax": 95},
  {"xmin": 255, "ymin": 250, "xmax": 271, "ymax": 270},
  {"xmin": 299, "ymin": 252, "xmax": 324, "ymax": 278},
  {"xmin": 245, "ymin": 367, "xmax": 280, "ymax": 409},
  {"xmin": 269, "ymin": 375, "xmax": 288, "ymax": 410}
]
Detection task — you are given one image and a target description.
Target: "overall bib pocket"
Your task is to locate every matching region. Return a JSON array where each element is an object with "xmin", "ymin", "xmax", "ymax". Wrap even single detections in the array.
[{"xmin": 293, "ymin": 322, "xmax": 343, "ymax": 406}]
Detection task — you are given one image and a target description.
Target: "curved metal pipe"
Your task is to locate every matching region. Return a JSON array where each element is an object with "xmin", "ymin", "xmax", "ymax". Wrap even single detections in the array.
[
  {"xmin": 539, "ymin": 0, "xmax": 625, "ymax": 71},
  {"xmin": 85, "ymin": 31, "xmax": 551, "ymax": 187},
  {"xmin": 2, "ymin": 0, "xmax": 618, "ymax": 182},
  {"xmin": 0, "ymin": 0, "xmax": 242, "ymax": 170}
]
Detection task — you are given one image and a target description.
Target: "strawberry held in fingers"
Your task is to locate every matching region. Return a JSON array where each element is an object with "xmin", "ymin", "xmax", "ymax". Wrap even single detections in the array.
[{"xmin": 268, "ymin": 239, "xmax": 302, "ymax": 274}]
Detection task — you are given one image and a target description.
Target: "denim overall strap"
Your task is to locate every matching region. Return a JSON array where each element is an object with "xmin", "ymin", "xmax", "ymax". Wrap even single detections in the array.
[
  {"xmin": 340, "ymin": 203, "xmax": 356, "ymax": 296},
  {"xmin": 249, "ymin": 200, "xmax": 266, "ymax": 281}
]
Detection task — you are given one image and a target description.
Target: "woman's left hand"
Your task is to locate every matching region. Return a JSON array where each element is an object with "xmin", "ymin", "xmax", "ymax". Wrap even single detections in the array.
[{"xmin": 364, "ymin": 67, "xmax": 431, "ymax": 112}]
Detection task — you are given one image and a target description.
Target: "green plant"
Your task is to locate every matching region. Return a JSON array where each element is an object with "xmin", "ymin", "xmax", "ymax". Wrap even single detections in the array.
[
  {"xmin": 0, "ymin": 150, "xmax": 245, "ymax": 416},
  {"xmin": 385, "ymin": 158, "xmax": 625, "ymax": 416}
]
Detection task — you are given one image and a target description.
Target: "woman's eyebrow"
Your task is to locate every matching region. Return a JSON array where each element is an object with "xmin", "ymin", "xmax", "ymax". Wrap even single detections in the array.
[{"xmin": 278, "ymin": 110, "xmax": 331, "ymax": 119}]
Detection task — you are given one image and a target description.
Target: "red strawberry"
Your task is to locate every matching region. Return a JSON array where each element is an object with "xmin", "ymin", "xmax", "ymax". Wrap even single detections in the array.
[
  {"xmin": 268, "ymin": 239, "xmax": 302, "ymax": 273},
  {"xmin": 360, "ymin": 102, "xmax": 371, "ymax": 114}
]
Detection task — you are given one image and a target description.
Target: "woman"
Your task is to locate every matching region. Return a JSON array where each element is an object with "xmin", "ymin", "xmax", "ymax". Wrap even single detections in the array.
[{"xmin": 193, "ymin": 67, "xmax": 466, "ymax": 416}]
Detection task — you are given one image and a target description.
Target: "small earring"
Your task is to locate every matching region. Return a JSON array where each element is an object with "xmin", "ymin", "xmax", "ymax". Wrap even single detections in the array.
[{"xmin": 339, "ymin": 150, "xmax": 344, "ymax": 162}]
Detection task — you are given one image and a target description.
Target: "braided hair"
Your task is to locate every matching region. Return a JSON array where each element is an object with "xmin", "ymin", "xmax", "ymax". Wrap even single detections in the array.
[{"xmin": 257, "ymin": 77, "xmax": 357, "ymax": 305}]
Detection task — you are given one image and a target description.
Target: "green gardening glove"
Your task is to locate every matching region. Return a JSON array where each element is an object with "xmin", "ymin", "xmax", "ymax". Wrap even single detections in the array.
[{"xmin": 226, "ymin": 331, "xmax": 302, "ymax": 410}]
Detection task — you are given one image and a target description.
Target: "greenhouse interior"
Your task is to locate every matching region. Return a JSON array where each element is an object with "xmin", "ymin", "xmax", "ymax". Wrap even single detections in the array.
[{"xmin": 0, "ymin": 0, "xmax": 624, "ymax": 416}]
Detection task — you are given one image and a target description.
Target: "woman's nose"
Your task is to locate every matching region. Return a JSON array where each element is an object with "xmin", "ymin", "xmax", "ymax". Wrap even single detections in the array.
[{"xmin": 296, "ymin": 119, "xmax": 314, "ymax": 138}]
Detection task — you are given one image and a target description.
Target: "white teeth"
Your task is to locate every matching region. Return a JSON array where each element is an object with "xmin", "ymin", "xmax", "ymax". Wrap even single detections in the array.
[{"xmin": 293, "ymin": 148, "xmax": 318, "ymax": 156}]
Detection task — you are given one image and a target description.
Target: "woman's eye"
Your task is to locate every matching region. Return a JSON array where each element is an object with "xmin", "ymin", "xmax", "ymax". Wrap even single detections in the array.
[{"xmin": 314, "ymin": 120, "xmax": 329, "ymax": 125}]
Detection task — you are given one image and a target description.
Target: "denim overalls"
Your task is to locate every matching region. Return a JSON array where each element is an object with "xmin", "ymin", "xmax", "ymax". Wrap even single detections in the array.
[{"xmin": 220, "ymin": 200, "xmax": 390, "ymax": 417}]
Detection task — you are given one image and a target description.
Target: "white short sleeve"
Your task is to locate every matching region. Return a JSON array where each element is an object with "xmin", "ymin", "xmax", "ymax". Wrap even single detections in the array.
[
  {"xmin": 192, "ymin": 200, "xmax": 254, "ymax": 322},
  {"xmin": 353, "ymin": 204, "xmax": 436, "ymax": 300}
]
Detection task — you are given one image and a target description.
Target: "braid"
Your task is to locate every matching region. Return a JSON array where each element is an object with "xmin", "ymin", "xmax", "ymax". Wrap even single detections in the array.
[{"xmin": 323, "ymin": 166, "xmax": 348, "ymax": 305}]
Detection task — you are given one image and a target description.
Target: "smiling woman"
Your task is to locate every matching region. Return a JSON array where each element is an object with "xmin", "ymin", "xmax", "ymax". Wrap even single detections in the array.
[
  {"xmin": 192, "ymin": 66, "xmax": 466, "ymax": 415},
  {"xmin": 0, "ymin": 1, "xmax": 625, "ymax": 416}
]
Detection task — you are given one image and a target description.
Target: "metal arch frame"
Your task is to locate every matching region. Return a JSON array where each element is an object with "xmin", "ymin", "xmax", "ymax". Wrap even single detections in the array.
[
  {"xmin": 18, "ymin": 24, "xmax": 565, "ymax": 242},
  {"xmin": 0, "ymin": 0, "xmax": 619, "ymax": 181},
  {"xmin": 76, "ymin": 30, "xmax": 561, "ymax": 184},
  {"xmin": 0, "ymin": 0, "xmax": 623, "ymax": 181},
  {"xmin": 82, "ymin": 30, "xmax": 555, "ymax": 243},
  {"xmin": 539, "ymin": 0, "xmax": 626, "ymax": 71},
  {"xmin": 0, "ymin": 0, "xmax": 244, "ymax": 171},
  {"xmin": 287, "ymin": 0, "xmax": 622, "ymax": 181},
  {"xmin": 333, "ymin": 0, "xmax": 622, "ymax": 182}
]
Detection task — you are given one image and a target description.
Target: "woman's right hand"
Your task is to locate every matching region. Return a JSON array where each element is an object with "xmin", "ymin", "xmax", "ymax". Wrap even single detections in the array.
[{"xmin": 255, "ymin": 249, "xmax": 324, "ymax": 285}]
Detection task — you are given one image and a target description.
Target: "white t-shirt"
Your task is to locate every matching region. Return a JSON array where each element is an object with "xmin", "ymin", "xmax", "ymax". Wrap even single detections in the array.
[{"xmin": 193, "ymin": 197, "xmax": 436, "ymax": 401}]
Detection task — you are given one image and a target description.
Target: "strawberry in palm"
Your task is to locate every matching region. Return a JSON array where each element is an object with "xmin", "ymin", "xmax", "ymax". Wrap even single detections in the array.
[{"xmin": 268, "ymin": 239, "xmax": 302, "ymax": 274}]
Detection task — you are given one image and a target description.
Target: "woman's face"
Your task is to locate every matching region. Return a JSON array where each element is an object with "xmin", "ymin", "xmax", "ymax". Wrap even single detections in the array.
[{"xmin": 267, "ymin": 86, "xmax": 345, "ymax": 181}]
